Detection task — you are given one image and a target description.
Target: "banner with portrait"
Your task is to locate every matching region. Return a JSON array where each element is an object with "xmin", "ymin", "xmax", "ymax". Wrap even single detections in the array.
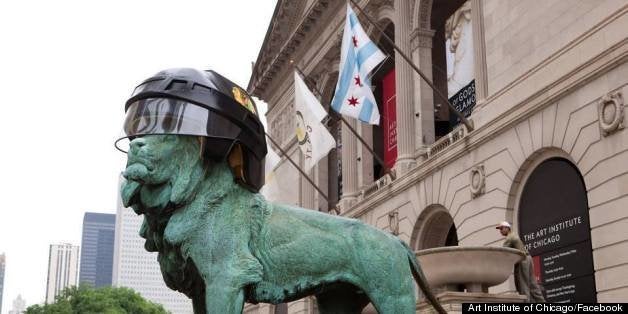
[{"xmin": 445, "ymin": 0, "xmax": 476, "ymax": 124}]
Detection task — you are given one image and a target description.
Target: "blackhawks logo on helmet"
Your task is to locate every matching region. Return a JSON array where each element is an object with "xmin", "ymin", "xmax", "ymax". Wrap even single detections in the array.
[{"xmin": 232, "ymin": 86, "xmax": 257, "ymax": 114}]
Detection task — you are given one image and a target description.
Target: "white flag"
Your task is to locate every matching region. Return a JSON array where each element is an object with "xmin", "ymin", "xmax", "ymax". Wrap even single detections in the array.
[
  {"xmin": 260, "ymin": 143, "xmax": 282, "ymax": 201},
  {"xmin": 330, "ymin": 3, "xmax": 386, "ymax": 125},
  {"xmin": 294, "ymin": 71, "xmax": 336, "ymax": 171}
]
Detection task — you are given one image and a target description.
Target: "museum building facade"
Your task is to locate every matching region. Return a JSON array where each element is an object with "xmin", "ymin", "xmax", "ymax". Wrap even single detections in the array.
[{"xmin": 247, "ymin": 0, "xmax": 628, "ymax": 312}]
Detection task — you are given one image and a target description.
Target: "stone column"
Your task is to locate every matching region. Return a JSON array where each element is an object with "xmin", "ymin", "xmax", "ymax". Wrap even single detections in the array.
[
  {"xmin": 471, "ymin": 0, "xmax": 488, "ymax": 103},
  {"xmin": 358, "ymin": 123, "xmax": 374, "ymax": 188},
  {"xmin": 340, "ymin": 118, "xmax": 359, "ymax": 208},
  {"xmin": 394, "ymin": 0, "xmax": 416, "ymax": 174},
  {"xmin": 302, "ymin": 169, "xmax": 316, "ymax": 209},
  {"xmin": 411, "ymin": 28, "xmax": 436, "ymax": 156},
  {"xmin": 316, "ymin": 157, "xmax": 329, "ymax": 211}
]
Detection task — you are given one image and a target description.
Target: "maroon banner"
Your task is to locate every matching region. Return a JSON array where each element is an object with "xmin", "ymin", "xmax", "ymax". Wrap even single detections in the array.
[
  {"xmin": 532, "ymin": 255, "xmax": 542, "ymax": 283},
  {"xmin": 382, "ymin": 69, "xmax": 397, "ymax": 169}
]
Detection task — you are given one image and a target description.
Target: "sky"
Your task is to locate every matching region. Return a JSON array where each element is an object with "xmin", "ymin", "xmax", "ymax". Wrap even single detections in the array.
[{"xmin": 0, "ymin": 0, "xmax": 276, "ymax": 311}]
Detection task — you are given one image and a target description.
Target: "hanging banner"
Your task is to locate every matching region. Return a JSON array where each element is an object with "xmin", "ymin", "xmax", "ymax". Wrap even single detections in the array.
[
  {"xmin": 382, "ymin": 69, "xmax": 397, "ymax": 169},
  {"xmin": 445, "ymin": 0, "xmax": 476, "ymax": 124},
  {"xmin": 449, "ymin": 80, "xmax": 476, "ymax": 122}
]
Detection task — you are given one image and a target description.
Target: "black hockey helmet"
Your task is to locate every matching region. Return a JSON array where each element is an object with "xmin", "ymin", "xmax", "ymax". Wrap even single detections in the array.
[{"xmin": 115, "ymin": 68, "xmax": 267, "ymax": 192}]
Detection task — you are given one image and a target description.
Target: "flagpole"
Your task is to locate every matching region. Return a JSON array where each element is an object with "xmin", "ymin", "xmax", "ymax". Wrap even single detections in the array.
[
  {"xmin": 294, "ymin": 65, "xmax": 396, "ymax": 180},
  {"xmin": 265, "ymin": 132, "xmax": 329, "ymax": 203},
  {"xmin": 348, "ymin": 0, "xmax": 474, "ymax": 132}
]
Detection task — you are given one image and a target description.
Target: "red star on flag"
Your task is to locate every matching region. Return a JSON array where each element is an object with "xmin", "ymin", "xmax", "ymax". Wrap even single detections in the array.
[
  {"xmin": 352, "ymin": 35, "xmax": 358, "ymax": 47},
  {"xmin": 354, "ymin": 75, "xmax": 362, "ymax": 86},
  {"xmin": 347, "ymin": 96, "xmax": 359, "ymax": 106}
]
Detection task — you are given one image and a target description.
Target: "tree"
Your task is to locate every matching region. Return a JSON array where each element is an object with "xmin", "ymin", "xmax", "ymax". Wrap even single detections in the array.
[{"xmin": 26, "ymin": 285, "xmax": 169, "ymax": 314}]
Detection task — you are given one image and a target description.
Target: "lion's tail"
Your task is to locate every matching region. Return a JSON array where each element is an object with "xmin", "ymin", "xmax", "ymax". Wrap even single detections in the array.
[{"xmin": 402, "ymin": 241, "xmax": 447, "ymax": 314}]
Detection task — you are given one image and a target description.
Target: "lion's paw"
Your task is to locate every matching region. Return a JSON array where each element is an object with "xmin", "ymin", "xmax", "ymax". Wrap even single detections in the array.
[{"xmin": 250, "ymin": 282, "xmax": 285, "ymax": 303}]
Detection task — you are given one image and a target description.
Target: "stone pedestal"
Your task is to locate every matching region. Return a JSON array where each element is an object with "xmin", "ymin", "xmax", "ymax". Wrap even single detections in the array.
[{"xmin": 417, "ymin": 291, "xmax": 527, "ymax": 314}]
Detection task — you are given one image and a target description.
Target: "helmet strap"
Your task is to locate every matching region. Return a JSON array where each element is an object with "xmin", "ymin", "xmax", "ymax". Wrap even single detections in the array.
[
  {"xmin": 228, "ymin": 144, "xmax": 247, "ymax": 185},
  {"xmin": 198, "ymin": 137, "xmax": 207, "ymax": 159}
]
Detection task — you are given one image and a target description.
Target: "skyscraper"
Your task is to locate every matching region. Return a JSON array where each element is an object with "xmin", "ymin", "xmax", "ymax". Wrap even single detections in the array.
[
  {"xmin": 112, "ymin": 177, "xmax": 192, "ymax": 314},
  {"xmin": 79, "ymin": 212, "xmax": 115, "ymax": 288},
  {"xmin": 8, "ymin": 294, "xmax": 25, "ymax": 314},
  {"xmin": 45, "ymin": 243, "xmax": 79, "ymax": 303},
  {"xmin": 0, "ymin": 253, "xmax": 5, "ymax": 313}
]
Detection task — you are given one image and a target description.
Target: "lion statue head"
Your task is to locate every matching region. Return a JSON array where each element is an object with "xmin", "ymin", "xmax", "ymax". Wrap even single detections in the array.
[
  {"xmin": 121, "ymin": 135, "xmax": 204, "ymax": 210},
  {"xmin": 121, "ymin": 134, "xmax": 240, "ymax": 250}
]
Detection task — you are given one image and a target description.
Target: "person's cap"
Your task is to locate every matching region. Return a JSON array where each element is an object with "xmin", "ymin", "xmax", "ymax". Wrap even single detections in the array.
[{"xmin": 496, "ymin": 221, "xmax": 512, "ymax": 229}]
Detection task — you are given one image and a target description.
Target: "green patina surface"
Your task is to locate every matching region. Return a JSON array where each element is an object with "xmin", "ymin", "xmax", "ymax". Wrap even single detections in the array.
[{"xmin": 121, "ymin": 135, "xmax": 445, "ymax": 314}]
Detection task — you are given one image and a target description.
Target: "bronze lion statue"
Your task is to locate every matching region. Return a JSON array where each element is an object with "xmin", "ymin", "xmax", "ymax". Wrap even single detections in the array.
[{"xmin": 121, "ymin": 134, "xmax": 444, "ymax": 314}]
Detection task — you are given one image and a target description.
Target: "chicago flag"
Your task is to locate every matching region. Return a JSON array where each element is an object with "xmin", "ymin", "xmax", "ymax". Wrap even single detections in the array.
[{"xmin": 330, "ymin": 3, "xmax": 386, "ymax": 125}]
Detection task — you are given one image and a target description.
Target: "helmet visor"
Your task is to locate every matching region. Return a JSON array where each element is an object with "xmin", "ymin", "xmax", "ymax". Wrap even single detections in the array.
[{"xmin": 115, "ymin": 97, "xmax": 242, "ymax": 152}]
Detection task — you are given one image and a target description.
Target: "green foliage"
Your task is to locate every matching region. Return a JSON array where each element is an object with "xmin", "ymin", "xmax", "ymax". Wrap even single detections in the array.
[{"xmin": 25, "ymin": 285, "xmax": 169, "ymax": 314}]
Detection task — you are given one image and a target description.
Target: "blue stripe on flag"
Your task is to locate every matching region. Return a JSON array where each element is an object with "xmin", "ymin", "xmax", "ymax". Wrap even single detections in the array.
[
  {"xmin": 356, "ymin": 42, "xmax": 378, "ymax": 69},
  {"xmin": 349, "ymin": 12, "xmax": 358, "ymax": 28},
  {"xmin": 359, "ymin": 97, "xmax": 374, "ymax": 122},
  {"xmin": 331, "ymin": 45, "xmax": 357, "ymax": 111}
]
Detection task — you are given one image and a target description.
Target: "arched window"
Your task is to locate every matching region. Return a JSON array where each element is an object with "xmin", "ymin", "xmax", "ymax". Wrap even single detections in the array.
[{"xmin": 412, "ymin": 205, "xmax": 458, "ymax": 250}]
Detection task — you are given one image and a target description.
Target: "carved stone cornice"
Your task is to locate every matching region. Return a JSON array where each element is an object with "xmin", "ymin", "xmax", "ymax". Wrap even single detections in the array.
[
  {"xmin": 250, "ymin": 0, "xmax": 395, "ymax": 104},
  {"xmin": 248, "ymin": 0, "xmax": 331, "ymax": 99},
  {"xmin": 411, "ymin": 28, "xmax": 435, "ymax": 50}
]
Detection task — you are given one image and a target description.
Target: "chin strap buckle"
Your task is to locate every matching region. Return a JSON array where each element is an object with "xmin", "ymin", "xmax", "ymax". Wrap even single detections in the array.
[{"xmin": 228, "ymin": 143, "xmax": 247, "ymax": 185}]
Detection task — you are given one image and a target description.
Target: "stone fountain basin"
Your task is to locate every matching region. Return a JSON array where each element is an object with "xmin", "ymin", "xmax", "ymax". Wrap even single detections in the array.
[{"xmin": 416, "ymin": 246, "xmax": 525, "ymax": 292}]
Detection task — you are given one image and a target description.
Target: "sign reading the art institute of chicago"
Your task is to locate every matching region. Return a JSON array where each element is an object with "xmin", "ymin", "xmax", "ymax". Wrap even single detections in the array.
[{"xmin": 519, "ymin": 159, "xmax": 596, "ymax": 303}]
